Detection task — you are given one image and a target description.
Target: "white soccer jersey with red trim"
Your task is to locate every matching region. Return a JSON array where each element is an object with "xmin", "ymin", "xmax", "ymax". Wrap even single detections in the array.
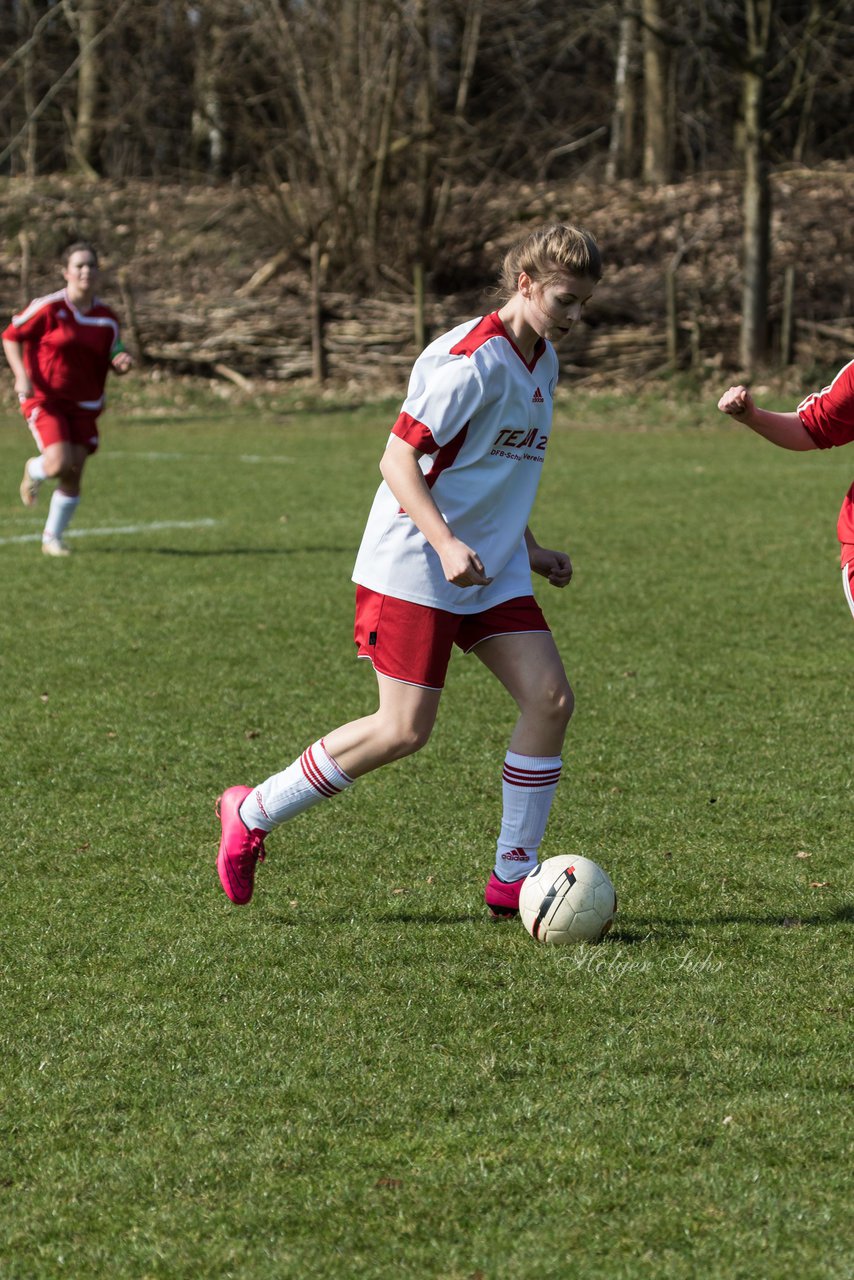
[
  {"xmin": 2, "ymin": 289, "xmax": 121, "ymax": 410},
  {"xmin": 797, "ymin": 359, "xmax": 854, "ymax": 546},
  {"xmin": 352, "ymin": 313, "xmax": 560, "ymax": 613}
]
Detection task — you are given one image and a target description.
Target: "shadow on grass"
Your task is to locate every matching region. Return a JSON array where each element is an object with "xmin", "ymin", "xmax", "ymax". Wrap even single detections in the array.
[
  {"xmin": 261, "ymin": 912, "xmax": 301, "ymax": 926},
  {"xmin": 371, "ymin": 912, "xmax": 481, "ymax": 926},
  {"xmin": 615, "ymin": 902, "xmax": 853, "ymax": 941},
  {"xmin": 90, "ymin": 545, "xmax": 352, "ymax": 557},
  {"xmin": 258, "ymin": 905, "xmax": 853, "ymax": 935}
]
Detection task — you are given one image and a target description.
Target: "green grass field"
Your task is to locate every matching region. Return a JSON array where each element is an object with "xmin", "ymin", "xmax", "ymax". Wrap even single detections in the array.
[{"xmin": 0, "ymin": 379, "xmax": 850, "ymax": 1279}]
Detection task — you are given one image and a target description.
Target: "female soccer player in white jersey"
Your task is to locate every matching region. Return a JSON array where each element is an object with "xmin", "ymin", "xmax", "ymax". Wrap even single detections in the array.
[
  {"xmin": 718, "ymin": 370, "xmax": 854, "ymax": 620},
  {"xmin": 2, "ymin": 242, "xmax": 133, "ymax": 556},
  {"xmin": 216, "ymin": 224, "xmax": 602, "ymax": 915}
]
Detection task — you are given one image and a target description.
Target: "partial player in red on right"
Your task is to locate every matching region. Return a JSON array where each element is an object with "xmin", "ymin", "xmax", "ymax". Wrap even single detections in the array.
[{"xmin": 718, "ymin": 365, "xmax": 854, "ymax": 620}]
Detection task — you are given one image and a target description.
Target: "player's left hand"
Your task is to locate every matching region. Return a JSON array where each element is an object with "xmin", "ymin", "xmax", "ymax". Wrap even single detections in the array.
[
  {"xmin": 530, "ymin": 546, "xmax": 573, "ymax": 588},
  {"xmin": 111, "ymin": 351, "xmax": 134, "ymax": 375}
]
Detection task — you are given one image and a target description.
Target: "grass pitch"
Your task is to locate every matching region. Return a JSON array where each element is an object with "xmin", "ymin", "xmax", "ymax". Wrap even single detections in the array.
[{"xmin": 0, "ymin": 380, "xmax": 850, "ymax": 1279}]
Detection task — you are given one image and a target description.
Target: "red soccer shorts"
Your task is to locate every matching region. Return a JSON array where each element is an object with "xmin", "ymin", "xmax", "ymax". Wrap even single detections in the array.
[
  {"xmin": 23, "ymin": 398, "xmax": 100, "ymax": 455},
  {"xmin": 842, "ymin": 544, "xmax": 854, "ymax": 620},
  {"xmin": 353, "ymin": 586, "xmax": 551, "ymax": 689}
]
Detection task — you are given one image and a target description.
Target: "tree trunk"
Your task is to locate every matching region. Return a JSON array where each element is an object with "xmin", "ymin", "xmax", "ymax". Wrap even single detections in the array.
[
  {"xmin": 791, "ymin": 0, "xmax": 822, "ymax": 163},
  {"xmin": 641, "ymin": 0, "xmax": 670, "ymax": 184},
  {"xmin": 310, "ymin": 240, "xmax": 327, "ymax": 385},
  {"xmin": 413, "ymin": 0, "xmax": 433, "ymax": 351},
  {"xmin": 607, "ymin": 6, "xmax": 638, "ymax": 182},
  {"xmin": 367, "ymin": 9, "xmax": 402, "ymax": 282},
  {"xmin": 17, "ymin": 0, "xmax": 38, "ymax": 178},
  {"xmin": 18, "ymin": 231, "xmax": 32, "ymax": 308},
  {"xmin": 780, "ymin": 265, "xmax": 795, "ymax": 366},
  {"xmin": 739, "ymin": 0, "xmax": 773, "ymax": 373},
  {"xmin": 192, "ymin": 13, "xmax": 226, "ymax": 178},
  {"xmin": 73, "ymin": 0, "xmax": 101, "ymax": 175}
]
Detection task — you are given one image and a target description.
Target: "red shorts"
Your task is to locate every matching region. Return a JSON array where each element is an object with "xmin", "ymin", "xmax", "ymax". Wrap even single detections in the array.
[
  {"xmin": 23, "ymin": 398, "xmax": 100, "ymax": 455},
  {"xmin": 353, "ymin": 586, "xmax": 551, "ymax": 689}
]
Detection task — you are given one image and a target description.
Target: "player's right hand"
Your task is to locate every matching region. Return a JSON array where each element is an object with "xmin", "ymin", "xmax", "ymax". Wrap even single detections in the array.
[
  {"xmin": 717, "ymin": 385, "xmax": 754, "ymax": 419},
  {"xmin": 440, "ymin": 539, "xmax": 493, "ymax": 588}
]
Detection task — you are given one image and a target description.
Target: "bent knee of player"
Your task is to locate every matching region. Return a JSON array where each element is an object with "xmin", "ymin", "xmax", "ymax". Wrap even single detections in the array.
[
  {"xmin": 374, "ymin": 716, "xmax": 434, "ymax": 761},
  {"xmin": 44, "ymin": 448, "xmax": 81, "ymax": 486},
  {"xmin": 555, "ymin": 680, "xmax": 575, "ymax": 727},
  {"xmin": 40, "ymin": 453, "xmax": 65, "ymax": 479},
  {"xmin": 390, "ymin": 723, "xmax": 433, "ymax": 760},
  {"xmin": 531, "ymin": 677, "xmax": 574, "ymax": 728}
]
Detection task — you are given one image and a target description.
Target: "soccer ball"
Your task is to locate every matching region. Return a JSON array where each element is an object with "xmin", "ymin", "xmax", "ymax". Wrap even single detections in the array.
[{"xmin": 519, "ymin": 854, "xmax": 617, "ymax": 944}]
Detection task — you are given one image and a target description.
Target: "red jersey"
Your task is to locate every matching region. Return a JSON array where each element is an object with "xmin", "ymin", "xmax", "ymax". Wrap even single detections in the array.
[
  {"xmin": 2, "ymin": 289, "xmax": 122, "ymax": 411},
  {"xmin": 797, "ymin": 359, "xmax": 854, "ymax": 547}
]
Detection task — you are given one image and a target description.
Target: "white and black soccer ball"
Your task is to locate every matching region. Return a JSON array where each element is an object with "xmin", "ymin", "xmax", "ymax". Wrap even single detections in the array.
[{"xmin": 519, "ymin": 854, "xmax": 617, "ymax": 944}]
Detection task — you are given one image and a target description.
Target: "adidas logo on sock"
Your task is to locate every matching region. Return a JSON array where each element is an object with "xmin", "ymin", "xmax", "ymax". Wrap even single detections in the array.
[{"xmin": 532, "ymin": 386, "xmax": 544, "ymax": 403}]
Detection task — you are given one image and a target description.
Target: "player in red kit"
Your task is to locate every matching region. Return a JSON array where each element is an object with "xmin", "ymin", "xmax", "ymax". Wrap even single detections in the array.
[
  {"xmin": 2, "ymin": 242, "xmax": 133, "ymax": 556},
  {"xmin": 718, "ymin": 364, "xmax": 854, "ymax": 619}
]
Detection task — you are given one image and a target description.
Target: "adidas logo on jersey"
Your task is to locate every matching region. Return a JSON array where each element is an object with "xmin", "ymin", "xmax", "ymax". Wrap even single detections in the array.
[{"xmin": 532, "ymin": 386, "xmax": 544, "ymax": 403}]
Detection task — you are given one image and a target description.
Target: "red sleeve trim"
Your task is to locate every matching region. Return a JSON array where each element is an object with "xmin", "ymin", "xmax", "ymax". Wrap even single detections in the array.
[
  {"xmin": 392, "ymin": 411, "xmax": 438, "ymax": 454},
  {"xmin": 424, "ymin": 422, "xmax": 469, "ymax": 490},
  {"xmin": 797, "ymin": 360, "xmax": 854, "ymax": 449}
]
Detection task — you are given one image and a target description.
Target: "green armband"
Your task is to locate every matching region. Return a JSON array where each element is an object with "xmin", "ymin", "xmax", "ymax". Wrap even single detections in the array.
[{"xmin": 110, "ymin": 340, "xmax": 126, "ymax": 358}]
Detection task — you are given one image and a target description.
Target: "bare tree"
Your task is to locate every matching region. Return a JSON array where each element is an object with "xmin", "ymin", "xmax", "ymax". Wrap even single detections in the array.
[
  {"xmin": 767, "ymin": 0, "xmax": 848, "ymax": 165},
  {"xmin": 0, "ymin": 0, "xmax": 133, "ymax": 176},
  {"xmin": 70, "ymin": 0, "xmax": 101, "ymax": 176},
  {"xmin": 641, "ymin": 0, "xmax": 670, "ymax": 184},
  {"xmin": 238, "ymin": 0, "xmax": 410, "ymax": 279},
  {"xmin": 739, "ymin": 0, "xmax": 773, "ymax": 372},
  {"xmin": 11, "ymin": 0, "xmax": 41, "ymax": 177},
  {"xmin": 607, "ymin": 1, "xmax": 640, "ymax": 181},
  {"xmin": 191, "ymin": 2, "xmax": 229, "ymax": 179}
]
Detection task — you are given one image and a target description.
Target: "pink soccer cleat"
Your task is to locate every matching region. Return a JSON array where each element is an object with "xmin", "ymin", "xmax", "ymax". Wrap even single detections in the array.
[
  {"xmin": 216, "ymin": 785, "xmax": 267, "ymax": 904},
  {"xmin": 484, "ymin": 870, "xmax": 528, "ymax": 920}
]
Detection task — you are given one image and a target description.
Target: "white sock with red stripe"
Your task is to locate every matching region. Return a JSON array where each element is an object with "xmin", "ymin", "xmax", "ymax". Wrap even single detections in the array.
[
  {"xmin": 494, "ymin": 750, "xmax": 562, "ymax": 882},
  {"xmin": 238, "ymin": 738, "xmax": 354, "ymax": 832}
]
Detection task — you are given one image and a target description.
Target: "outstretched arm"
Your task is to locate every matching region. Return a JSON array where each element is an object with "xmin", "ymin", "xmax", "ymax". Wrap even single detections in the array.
[{"xmin": 717, "ymin": 385, "xmax": 816, "ymax": 451}]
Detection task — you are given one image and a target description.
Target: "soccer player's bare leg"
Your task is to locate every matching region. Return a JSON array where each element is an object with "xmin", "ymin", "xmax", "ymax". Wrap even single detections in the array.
[
  {"xmin": 322, "ymin": 672, "xmax": 443, "ymax": 778},
  {"xmin": 217, "ymin": 674, "xmax": 442, "ymax": 903},
  {"xmin": 40, "ymin": 440, "xmax": 88, "ymax": 495},
  {"xmin": 474, "ymin": 631, "xmax": 574, "ymax": 756},
  {"xmin": 236, "ymin": 672, "xmax": 441, "ymax": 835},
  {"xmin": 474, "ymin": 631, "xmax": 574, "ymax": 913},
  {"xmin": 38, "ymin": 442, "xmax": 88, "ymax": 554}
]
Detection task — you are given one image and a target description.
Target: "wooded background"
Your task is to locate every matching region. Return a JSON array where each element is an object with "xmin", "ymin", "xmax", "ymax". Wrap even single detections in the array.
[{"xmin": 2, "ymin": 1, "xmax": 853, "ymax": 386}]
